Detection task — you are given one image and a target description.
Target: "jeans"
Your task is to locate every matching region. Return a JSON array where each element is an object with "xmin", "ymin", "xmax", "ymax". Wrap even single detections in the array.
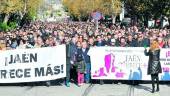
[{"xmin": 85, "ymin": 63, "xmax": 91, "ymax": 83}]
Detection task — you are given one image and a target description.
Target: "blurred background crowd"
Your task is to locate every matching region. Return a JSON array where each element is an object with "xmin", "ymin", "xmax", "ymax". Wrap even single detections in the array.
[{"xmin": 0, "ymin": 21, "xmax": 170, "ymax": 50}]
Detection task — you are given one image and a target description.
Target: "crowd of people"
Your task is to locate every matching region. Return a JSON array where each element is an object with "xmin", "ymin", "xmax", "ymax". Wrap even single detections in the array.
[{"xmin": 0, "ymin": 21, "xmax": 170, "ymax": 87}]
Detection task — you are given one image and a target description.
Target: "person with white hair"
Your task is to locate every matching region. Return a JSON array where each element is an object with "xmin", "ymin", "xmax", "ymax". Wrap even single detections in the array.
[{"xmin": 110, "ymin": 38, "xmax": 116, "ymax": 46}]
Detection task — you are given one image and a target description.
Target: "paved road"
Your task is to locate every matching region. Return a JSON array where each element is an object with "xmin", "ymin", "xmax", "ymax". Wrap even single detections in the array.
[{"xmin": 0, "ymin": 83, "xmax": 170, "ymax": 96}]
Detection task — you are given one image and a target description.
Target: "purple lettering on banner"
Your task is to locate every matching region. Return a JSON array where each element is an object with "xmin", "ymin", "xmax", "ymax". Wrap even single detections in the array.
[
  {"xmin": 98, "ymin": 68, "xmax": 107, "ymax": 76},
  {"xmin": 93, "ymin": 67, "xmax": 107, "ymax": 77},
  {"xmin": 115, "ymin": 71, "xmax": 124, "ymax": 78},
  {"xmin": 163, "ymin": 67, "xmax": 169, "ymax": 72},
  {"xmin": 105, "ymin": 54, "xmax": 116, "ymax": 73},
  {"xmin": 105, "ymin": 54, "xmax": 111, "ymax": 73},
  {"xmin": 166, "ymin": 51, "xmax": 170, "ymax": 58},
  {"xmin": 92, "ymin": 53, "xmax": 125, "ymax": 78}
]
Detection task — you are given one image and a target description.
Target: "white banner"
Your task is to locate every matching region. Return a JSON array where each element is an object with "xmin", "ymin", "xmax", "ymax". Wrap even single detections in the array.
[
  {"xmin": 0, "ymin": 45, "xmax": 66, "ymax": 83},
  {"xmin": 89, "ymin": 47, "xmax": 170, "ymax": 81}
]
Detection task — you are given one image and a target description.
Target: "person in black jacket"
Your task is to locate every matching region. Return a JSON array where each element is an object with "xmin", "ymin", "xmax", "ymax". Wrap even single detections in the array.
[
  {"xmin": 127, "ymin": 35, "xmax": 138, "ymax": 47},
  {"xmin": 82, "ymin": 40, "xmax": 91, "ymax": 83},
  {"xmin": 137, "ymin": 33, "xmax": 150, "ymax": 47},
  {"xmin": 144, "ymin": 40, "xmax": 162, "ymax": 93},
  {"xmin": 75, "ymin": 41, "xmax": 85, "ymax": 86},
  {"xmin": 94, "ymin": 35, "xmax": 106, "ymax": 46},
  {"xmin": 65, "ymin": 37, "xmax": 77, "ymax": 87}
]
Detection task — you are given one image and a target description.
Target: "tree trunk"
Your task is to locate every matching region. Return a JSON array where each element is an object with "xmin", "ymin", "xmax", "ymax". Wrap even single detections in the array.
[
  {"xmin": 78, "ymin": 16, "xmax": 81, "ymax": 21},
  {"xmin": 3, "ymin": 14, "xmax": 10, "ymax": 23},
  {"xmin": 112, "ymin": 14, "xmax": 116, "ymax": 24},
  {"xmin": 20, "ymin": 0, "xmax": 27, "ymax": 20},
  {"xmin": 24, "ymin": 0, "xmax": 27, "ymax": 13},
  {"xmin": 19, "ymin": 11, "xmax": 24, "ymax": 20},
  {"xmin": 168, "ymin": 17, "xmax": 170, "ymax": 28}
]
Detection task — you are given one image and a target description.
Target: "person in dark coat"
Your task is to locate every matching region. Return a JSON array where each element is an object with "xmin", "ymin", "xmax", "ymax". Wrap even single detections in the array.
[
  {"xmin": 127, "ymin": 35, "xmax": 138, "ymax": 47},
  {"xmin": 94, "ymin": 35, "xmax": 106, "ymax": 46},
  {"xmin": 75, "ymin": 41, "xmax": 85, "ymax": 86},
  {"xmin": 65, "ymin": 37, "xmax": 77, "ymax": 87},
  {"xmin": 137, "ymin": 33, "xmax": 150, "ymax": 47},
  {"xmin": 82, "ymin": 40, "xmax": 91, "ymax": 83},
  {"xmin": 144, "ymin": 40, "xmax": 162, "ymax": 93},
  {"xmin": 118, "ymin": 37, "xmax": 129, "ymax": 47},
  {"xmin": 65, "ymin": 43, "xmax": 71, "ymax": 87}
]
